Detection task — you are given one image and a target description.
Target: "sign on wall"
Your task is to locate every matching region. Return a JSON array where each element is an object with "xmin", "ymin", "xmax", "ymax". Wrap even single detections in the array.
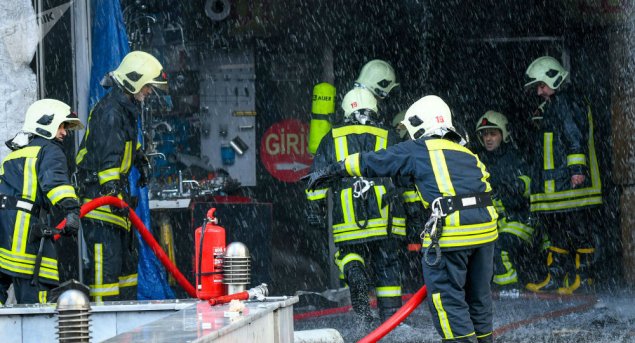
[{"xmin": 260, "ymin": 119, "xmax": 312, "ymax": 183}]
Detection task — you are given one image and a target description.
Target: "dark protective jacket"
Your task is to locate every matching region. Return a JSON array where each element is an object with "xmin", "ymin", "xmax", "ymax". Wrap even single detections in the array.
[
  {"xmin": 529, "ymin": 90, "xmax": 602, "ymax": 213},
  {"xmin": 306, "ymin": 124, "xmax": 407, "ymax": 245},
  {"xmin": 0, "ymin": 137, "xmax": 79, "ymax": 284},
  {"xmin": 477, "ymin": 144, "xmax": 533, "ymax": 242},
  {"xmin": 76, "ymin": 86, "xmax": 139, "ymax": 230},
  {"xmin": 342, "ymin": 136, "xmax": 498, "ymax": 251}
]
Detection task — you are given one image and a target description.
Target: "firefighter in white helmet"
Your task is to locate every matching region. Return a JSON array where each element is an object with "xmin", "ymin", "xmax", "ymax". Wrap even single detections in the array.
[
  {"xmin": 305, "ymin": 87, "xmax": 408, "ymax": 333},
  {"xmin": 474, "ymin": 111, "xmax": 537, "ymax": 293},
  {"xmin": 523, "ymin": 56, "xmax": 602, "ymax": 295},
  {"xmin": 354, "ymin": 59, "xmax": 399, "ymax": 99},
  {"xmin": 0, "ymin": 99, "xmax": 83, "ymax": 304},
  {"xmin": 76, "ymin": 51, "xmax": 167, "ymax": 301},
  {"xmin": 305, "ymin": 95, "xmax": 498, "ymax": 343}
]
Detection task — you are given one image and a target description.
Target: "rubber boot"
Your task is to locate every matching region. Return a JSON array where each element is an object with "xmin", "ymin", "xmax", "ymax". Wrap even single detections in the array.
[
  {"xmin": 558, "ymin": 248, "xmax": 595, "ymax": 295},
  {"xmin": 492, "ymin": 250, "xmax": 519, "ymax": 291},
  {"xmin": 345, "ymin": 265, "xmax": 374, "ymax": 328},
  {"xmin": 477, "ymin": 332, "xmax": 494, "ymax": 343},
  {"xmin": 526, "ymin": 247, "xmax": 569, "ymax": 292},
  {"xmin": 442, "ymin": 335, "xmax": 478, "ymax": 342}
]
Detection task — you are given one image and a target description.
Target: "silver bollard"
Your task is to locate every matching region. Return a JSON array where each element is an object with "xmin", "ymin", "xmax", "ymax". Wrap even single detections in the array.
[
  {"xmin": 223, "ymin": 242, "xmax": 251, "ymax": 295},
  {"xmin": 56, "ymin": 289, "xmax": 91, "ymax": 343}
]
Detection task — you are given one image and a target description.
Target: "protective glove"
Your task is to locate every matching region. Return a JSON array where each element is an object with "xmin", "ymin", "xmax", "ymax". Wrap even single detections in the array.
[
  {"xmin": 301, "ymin": 161, "xmax": 347, "ymax": 191},
  {"xmin": 135, "ymin": 151, "xmax": 152, "ymax": 188},
  {"xmin": 63, "ymin": 211, "xmax": 80, "ymax": 236}
]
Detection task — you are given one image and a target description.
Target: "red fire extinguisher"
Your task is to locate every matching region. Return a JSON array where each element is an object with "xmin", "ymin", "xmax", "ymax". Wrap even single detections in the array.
[{"xmin": 195, "ymin": 208, "xmax": 226, "ymax": 299}]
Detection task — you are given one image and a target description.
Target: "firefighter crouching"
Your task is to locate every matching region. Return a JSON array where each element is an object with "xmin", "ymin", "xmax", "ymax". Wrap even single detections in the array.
[
  {"xmin": 523, "ymin": 56, "xmax": 602, "ymax": 295},
  {"xmin": 305, "ymin": 95, "xmax": 498, "ymax": 343},
  {"xmin": 305, "ymin": 88, "xmax": 407, "ymax": 330},
  {"xmin": 75, "ymin": 51, "xmax": 166, "ymax": 301},
  {"xmin": 0, "ymin": 99, "xmax": 83, "ymax": 304}
]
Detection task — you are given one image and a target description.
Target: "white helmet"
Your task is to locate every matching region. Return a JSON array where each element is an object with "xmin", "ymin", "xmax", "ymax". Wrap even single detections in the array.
[
  {"xmin": 342, "ymin": 88, "xmax": 378, "ymax": 117},
  {"xmin": 354, "ymin": 59, "xmax": 399, "ymax": 99},
  {"xmin": 524, "ymin": 56, "xmax": 569, "ymax": 90},
  {"xmin": 111, "ymin": 51, "xmax": 168, "ymax": 94},
  {"xmin": 475, "ymin": 110, "xmax": 510, "ymax": 146},
  {"xmin": 401, "ymin": 95, "xmax": 453, "ymax": 140},
  {"xmin": 22, "ymin": 99, "xmax": 84, "ymax": 139}
]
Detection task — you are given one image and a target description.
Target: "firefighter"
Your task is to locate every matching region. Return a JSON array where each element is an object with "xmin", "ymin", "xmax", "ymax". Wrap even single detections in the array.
[
  {"xmin": 305, "ymin": 95, "xmax": 498, "ymax": 343},
  {"xmin": 76, "ymin": 51, "xmax": 166, "ymax": 301},
  {"xmin": 475, "ymin": 111, "xmax": 535, "ymax": 292},
  {"xmin": 305, "ymin": 88, "xmax": 407, "ymax": 330},
  {"xmin": 523, "ymin": 56, "xmax": 602, "ymax": 295},
  {"xmin": 354, "ymin": 59, "xmax": 399, "ymax": 100},
  {"xmin": 0, "ymin": 99, "xmax": 83, "ymax": 304}
]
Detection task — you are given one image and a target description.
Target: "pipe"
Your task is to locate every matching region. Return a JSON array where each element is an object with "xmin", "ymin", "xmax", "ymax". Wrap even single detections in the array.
[
  {"xmin": 54, "ymin": 196, "xmax": 197, "ymax": 298},
  {"xmin": 207, "ymin": 283, "xmax": 268, "ymax": 306},
  {"xmin": 357, "ymin": 285, "xmax": 427, "ymax": 343}
]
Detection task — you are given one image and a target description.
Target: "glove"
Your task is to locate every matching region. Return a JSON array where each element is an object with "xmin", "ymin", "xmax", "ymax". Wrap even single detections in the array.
[
  {"xmin": 135, "ymin": 151, "xmax": 152, "ymax": 188},
  {"xmin": 301, "ymin": 161, "xmax": 347, "ymax": 191},
  {"xmin": 63, "ymin": 211, "xmax": 80, "ymax": 236}
]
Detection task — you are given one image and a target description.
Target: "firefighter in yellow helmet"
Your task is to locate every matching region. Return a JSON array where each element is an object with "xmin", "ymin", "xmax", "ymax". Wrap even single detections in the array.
[
  {"xmin": 305, "ymin": 88, "xmax": 408, "ymax": 334},
  {"xmin": 474, "ymin": 111, "xmax": 537, "ymax": 293},
  {"xmin": 305, "ymin": 95, "xmax": 498, "ymax": 343},
  {"xmin": 523, "ymin": 56, "xmax": 602, "ymax": 295},
  {"xmin": 354, "ymin": 59, "xmax": 399, "ymax": 100},
  {"xmin": 0, "ymin": 99, "xmax": 83, "ymax": 304},
  {"xmin": 76, "ymin": 51, "xmax": 167, "ymax": 301}
]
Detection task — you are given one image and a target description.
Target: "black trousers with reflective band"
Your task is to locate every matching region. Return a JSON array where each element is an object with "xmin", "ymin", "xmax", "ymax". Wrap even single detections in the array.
[
  {"xmin": 0, "ymin": 273, "xmax": 53, "ymax": 304},
  {"xmin": 422, "ymin": 243, "xmax": 494, "ymax": 340}
]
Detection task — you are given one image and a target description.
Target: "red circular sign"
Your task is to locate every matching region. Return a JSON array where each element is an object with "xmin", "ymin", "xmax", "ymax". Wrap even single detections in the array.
[{"xmin": 260, "ymin": 119, "xmax": 313, "ymax": 183}]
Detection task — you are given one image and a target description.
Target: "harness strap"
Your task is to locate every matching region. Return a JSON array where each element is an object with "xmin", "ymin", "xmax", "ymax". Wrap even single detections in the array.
[{"xmin": 0, "ymin": 194, "xmax": 38, "ymax": 214}]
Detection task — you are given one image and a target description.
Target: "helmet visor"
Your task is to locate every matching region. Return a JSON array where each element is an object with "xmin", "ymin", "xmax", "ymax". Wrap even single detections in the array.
[
  {"xmin": 62, "ymin": 111, "xmax": 84, "ymax": 130},
  {"xmin": 149, "ymin": 70, "xmax": 169, "ymax": 91}
]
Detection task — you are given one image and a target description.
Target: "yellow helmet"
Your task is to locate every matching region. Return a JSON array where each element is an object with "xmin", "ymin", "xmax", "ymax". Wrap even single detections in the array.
[
  {"xmin": 111, "ymin": 51, "xmax": 168, "ymax": 94},
  {"xmin": 524, "ymin": 56, "xmax": 569, "ymax": 90},
  {"xmin": 22, "ymin": 99, "xmax": 84, "ymax": 139},
  {"xmin": 401, "ymin": 95, "xmax": 453, "ymax": 140},
  {"xmin": 341, "ymin": 88, "xmax": 378, "ymax": 119},
  {"xmin": 355, "ymin": 59, "xmax": 399, "ymax": 99},
  {"xmin": 475, "ymin": 111, "xmax": 510, "ymax": 146}
]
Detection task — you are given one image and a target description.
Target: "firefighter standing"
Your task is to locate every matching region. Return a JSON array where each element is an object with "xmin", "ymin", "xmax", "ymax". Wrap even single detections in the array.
[
  {"xmin": 305, "ymin": 95, "xmax": 498, "ymax": 343},
  {"xmin": 0, "ymin": 99, "xmax": 83, "ymax": 304},
  {"xmin": 75, "ymin": 51, "xmax": 166, "ymax": 301},
  {"xmin": 523, "ymin": 56, "xmax": 602, "ymax": 294},
  {"xmin": 475, "ymin": 111, "xmax": 535, "ymax": 291},
  {"xmin": 305, "ymin": 88, "xmax": 407, "ymax": 329}
]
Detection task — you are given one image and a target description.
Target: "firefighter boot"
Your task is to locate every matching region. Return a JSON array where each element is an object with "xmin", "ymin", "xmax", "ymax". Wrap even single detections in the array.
[
  {"xmin": 526, "ymin": 247, "xmax": 569, "ymax": 292},
  {"xmin": 477, "ymin": 332, "xmax": 494, "ymax": 343},
  {"xmin": 345, "ymin": 264, "xmax": 374, "ymax": 328},
  {"xmin": 442, "ymin": 335, "xmax": 478, "ymax": 342},
  {"xmin": 558, "ymin": 248, "xmax": 595, "ymax": 295}
]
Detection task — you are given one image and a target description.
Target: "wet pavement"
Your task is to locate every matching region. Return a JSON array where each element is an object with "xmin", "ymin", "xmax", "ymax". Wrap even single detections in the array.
[{"xmin": 293, "ymin": 289, "xmax": 635, "ymax": 343}]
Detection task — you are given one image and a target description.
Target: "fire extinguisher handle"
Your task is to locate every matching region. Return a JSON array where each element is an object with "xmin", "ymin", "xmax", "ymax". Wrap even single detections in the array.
[{"xmin": 207, "ymin": 208, "xmax": 217, "ymax": 222}]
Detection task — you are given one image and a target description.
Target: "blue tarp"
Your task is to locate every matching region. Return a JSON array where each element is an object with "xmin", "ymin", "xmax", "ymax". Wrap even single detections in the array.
[{"xmin": 89, "ymin": 0, "xmax": 174, "ymax": 300}]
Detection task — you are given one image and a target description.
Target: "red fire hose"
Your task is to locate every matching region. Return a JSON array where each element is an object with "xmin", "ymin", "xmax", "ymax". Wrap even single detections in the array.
[
  {"xmin": 207, "ymin": 291, "xmax": 250, "ymax": 306},
  {"xmin": 357, "ymin": 285, "xmax": 428, "ymax": 343},
  {"xmin": 54, "ymin": 196, "xmax": 197, "ymax": 298}
]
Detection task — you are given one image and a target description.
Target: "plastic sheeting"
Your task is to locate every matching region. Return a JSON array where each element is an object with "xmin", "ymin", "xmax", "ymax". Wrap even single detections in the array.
[
  {"xmin": 90, "ymin": 0, "xmax": 173, "ymax": 300},
  {"xmin": 0, "ymin": 0, "xmax": 38, "ymax": 160}
]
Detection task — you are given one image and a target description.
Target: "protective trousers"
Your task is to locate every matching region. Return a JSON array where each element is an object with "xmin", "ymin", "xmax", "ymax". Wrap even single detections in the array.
[
  {"xmin": 422, "ymin": 243, "xmax": 494, "ymax": 342},
  {"xmin": 336, "ymin": 238, "xmax": 403, "ymax": 324},
  {"xmin": 82, "ymin": 219, "xmax": 138, "ymax": 302},
  {"xmin": 0, "ymin": 273, "xmax": 52, "ymax": 304},
  {"xmin": 492, "ymin": 232, "xmax": 534, "ymax": 288}
]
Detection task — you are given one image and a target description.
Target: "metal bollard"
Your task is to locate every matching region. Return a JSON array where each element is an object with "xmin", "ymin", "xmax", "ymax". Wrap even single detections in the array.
[
  {"xmin": 56, "ymin": 289, "xmax": 91, "ymax": 343},
  {"xmin": 223, "ymin": 242, "xmax": 251, "ymax": 295}
]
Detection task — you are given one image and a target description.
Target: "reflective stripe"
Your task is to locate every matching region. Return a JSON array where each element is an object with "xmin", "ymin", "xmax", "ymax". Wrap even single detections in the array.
[
  {"xmin": 47, "ymin": 185, "xmax": 78, "ymax": 205},
  {"xmin": 82, "ymin": 198, "xmax": 130, "ymax": 230},
  {"xmin": 333, "ymin": 227, "xmax": 388, "ymax": 243},
  {"xmin": 119, "ymin": 273, "xmax": 138, "ymax": 287},
  {"xmin": 402, "ymin": 190, "xmax": 419, "ymax": 203},
  {"xmin": 121, "ymin": 141, "xmax": 133, "ymax": 174},
  {"xmin": 376, "ymin": 286, "xmax": 401, "ymax": 298},
  {"xmin": 90, "ymin": 282, "xmax": 119, "ymax": 297},
  {"xmin": 38, "ymin": 291, "xmax": 47, "ymax": 304},
  {"xmin": 333, "ymin": 218, "xmax": 392, "ymax": 232},
  {"xmin": 543, "ymin": 133, "xmax": 554, "ymax": 170},
  {"xmin": 340, "ymin": 188, "xmax": 354, "ymax": 224},
  {"xmin": 98, "ymin": 168, "xmax": 120, "ymax": 184},
  {"xmin": 331, "ymin": 125, "xmax": 388, "ymax": 139},
  {"xmin": 567, "ymin": 153, "xmax": 586, "ymax": 166},
  {"xmin": 499, "ymin": 218, "xmax": 534, "ymax": 242},
  {"xmin": 306, "ymin": 188, "xmax": 328, "ymax": 200},
  {"xmin": 334, "ymin": 136, "xmax": 347, "ymax": 162},
  {"xmin": 530, "ymin": 195, "xmax": 602, "ymax": 212},
  {"xmin": 335, "ymin": 252, "xmax": 365, "ymax": 274},
  {"xmin": 344, "ymin": 153, "xmax": 361, "ymax": 176},
  {"xmin": 374, "ymin": 136, "xmax": 387, "ymax": 152},
  {"xmin": 493, "ymin": 251, "xmax": 518, "ymax": 285},
  {"xmin": 422, "ymin": 220, "xmax": 498, "ymax": 248},
  {"xmin": 3, "ymin": 146, "xmax": 41, "ymax": 160},
  {"xmin": 545, "ymin": 179, "xmax": 555, "ymax": 194},
  {"xmin": 432, "ymin": 293, "xmax": 453, "ymax": 339},
  {"xmin": 76, "ymin": 147, "xmax": 87, "ymax": 165},
  {"xmin": 0, "ymin": 248, "xmax": 59, "ymax": 281},
  {"xmin": 519, "ymin": 175, "xmax": 531, "ymax": 197},
  {"xmin": 374, "ymin": 185, "xmax": 387, "ymax": 219}
]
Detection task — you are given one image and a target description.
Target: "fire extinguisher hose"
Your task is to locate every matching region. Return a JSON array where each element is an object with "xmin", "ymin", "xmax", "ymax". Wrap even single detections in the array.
[
  {"xmin": 207, "ymin": 291, "xmax": 250, "ymax": 306},
  {"xmin": 357, "ymin": 285, "xmax": 428, "ymax": 343},
  {"xmin": 54, "ymin": 196, "xmax": 197, "ymax": 298}
]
